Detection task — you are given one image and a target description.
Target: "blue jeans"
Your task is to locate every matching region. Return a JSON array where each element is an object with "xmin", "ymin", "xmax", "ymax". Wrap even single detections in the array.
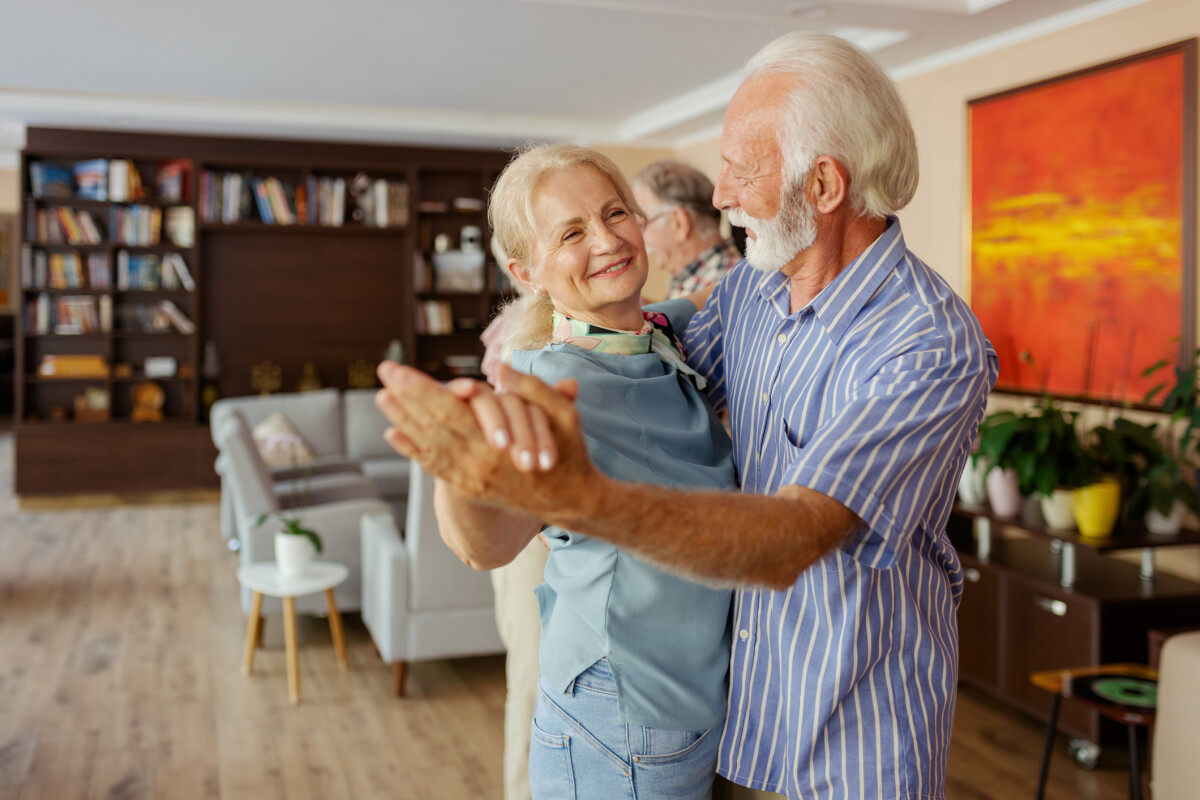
[{"xmin": 529, "ymin": 659, "xmax": 721, "ymax": 800}]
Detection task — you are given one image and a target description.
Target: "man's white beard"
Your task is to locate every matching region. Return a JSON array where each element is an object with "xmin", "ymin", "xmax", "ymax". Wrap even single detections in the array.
[{"xmin": 728, "ymin": 182, "xmax": 818, "ymax": 273}]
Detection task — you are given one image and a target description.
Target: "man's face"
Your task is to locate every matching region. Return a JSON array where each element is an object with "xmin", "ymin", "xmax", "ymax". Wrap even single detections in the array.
[
  {"xmin": 715, "ymin": 74, "xmax": 817, "ymax": 273},
  {"xmin": 632, "ymin": 181, "xmax": 686, "ymax": 277}
]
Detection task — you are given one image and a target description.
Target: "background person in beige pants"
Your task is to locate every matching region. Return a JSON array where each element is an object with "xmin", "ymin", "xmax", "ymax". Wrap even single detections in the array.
[{"xmin": 490, "ymin": 538, "xmax": 548, "ymax": 800}]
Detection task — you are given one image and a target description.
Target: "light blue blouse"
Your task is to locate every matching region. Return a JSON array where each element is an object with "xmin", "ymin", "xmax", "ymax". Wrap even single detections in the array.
[{"xmin": 510, "ymin": 304, "xmax": 737, "ymax": 731}]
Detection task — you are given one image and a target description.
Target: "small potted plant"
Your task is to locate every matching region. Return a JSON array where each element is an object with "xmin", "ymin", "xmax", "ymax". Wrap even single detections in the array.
[
  {"xmin": 1114, "ymin": 418, "xmax": 1197, "ymax": 535},
  {"xmin": 257, "ymin": 508, "xmax": 324, "ymax": 577},
  {"xmin": 975, "ymin": 409, "xmax": 1026, "ymax": 518},
  {"xmin": 256, "ymin": 431, "xmax": 324, "ymax": 577},
  {"xmin": 1018, "ymin": 398, "xmax": 1091, "ymax": 531},
  {"xmin": 1073, "ymin": 421, "xmax": 1129, "ymax": 539}
]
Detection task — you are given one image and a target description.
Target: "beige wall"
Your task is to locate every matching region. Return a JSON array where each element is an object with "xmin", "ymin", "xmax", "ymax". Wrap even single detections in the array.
[{"xmin": 0, "ymin": 169, "xmax": 18, "ymax": 214}]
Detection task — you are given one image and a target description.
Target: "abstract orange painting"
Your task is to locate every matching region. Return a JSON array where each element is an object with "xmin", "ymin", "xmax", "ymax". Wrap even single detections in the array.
[{"xmin": 969, "ymin": 41, "xmax": 1196, "ymax": 405}]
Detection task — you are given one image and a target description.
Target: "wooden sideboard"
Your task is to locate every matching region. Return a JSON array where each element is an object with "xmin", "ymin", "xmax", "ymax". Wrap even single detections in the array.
[{"xmin": 949, "ymin": 504, "xmax": 1200, "ymax": 746}]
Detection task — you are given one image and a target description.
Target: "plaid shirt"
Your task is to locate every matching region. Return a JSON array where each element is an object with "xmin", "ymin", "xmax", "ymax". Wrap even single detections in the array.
[{"xmin": 667, "ymin": 238, "xmax": 742, "ymax": 298}]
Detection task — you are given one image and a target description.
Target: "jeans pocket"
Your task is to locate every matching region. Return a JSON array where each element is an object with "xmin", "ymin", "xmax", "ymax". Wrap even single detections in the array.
[
  {"xmin": 630, "ymin": 726, "xmax": 720, "ymax": 800},
  {"xmin": 529, "ymin": 714, "xmax": 575, "ymax": 800}
]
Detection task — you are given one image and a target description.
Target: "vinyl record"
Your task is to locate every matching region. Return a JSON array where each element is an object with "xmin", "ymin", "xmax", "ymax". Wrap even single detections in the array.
[{"xmin": 1069, "ymin": 675, "xmax": 1157, "ymax": 710}]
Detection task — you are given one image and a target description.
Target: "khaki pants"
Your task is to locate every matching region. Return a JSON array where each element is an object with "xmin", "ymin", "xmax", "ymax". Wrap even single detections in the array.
[
  {"xmin": 713, "ymin": 775, "xmax": 785, "ymax": 800},
  {"xmin": 490, "ymin": 539, "xmax": 549, "ymax": 800}
]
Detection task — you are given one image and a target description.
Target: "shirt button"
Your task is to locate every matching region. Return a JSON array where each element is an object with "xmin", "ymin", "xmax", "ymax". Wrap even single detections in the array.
[
  {"xmin": 739, "ymin": 629, "xmax": 749, "ymax": 641},
  {"xmin": 776, "ymin": 333, "xmax": 787, "ymax": 345},
  {"xmin": 760, "ymin": 392, "xmax": 769, "ymax": 404}
]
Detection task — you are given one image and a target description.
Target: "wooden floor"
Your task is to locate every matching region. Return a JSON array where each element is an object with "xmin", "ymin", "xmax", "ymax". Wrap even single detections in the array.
[{"xmin": 0, "ymin": 421, "xmax": 1144, "ymax": 799}]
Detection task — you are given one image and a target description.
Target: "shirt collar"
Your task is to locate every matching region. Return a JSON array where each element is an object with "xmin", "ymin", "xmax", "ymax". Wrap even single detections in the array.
[{"xmin": 754, "ymin": 217, "xmax": 905, "ymax": 344}]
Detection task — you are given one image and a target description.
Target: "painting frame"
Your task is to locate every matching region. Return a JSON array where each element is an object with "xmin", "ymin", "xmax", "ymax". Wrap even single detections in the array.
[{"xmin": 967, "ymin": 39, "xmax": 1198, "ymax": 408}]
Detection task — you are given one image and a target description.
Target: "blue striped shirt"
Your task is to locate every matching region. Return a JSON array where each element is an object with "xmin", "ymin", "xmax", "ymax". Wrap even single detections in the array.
[{"xmin": 682, "ymin": 218, "xmax": 997, "ymax": 800}]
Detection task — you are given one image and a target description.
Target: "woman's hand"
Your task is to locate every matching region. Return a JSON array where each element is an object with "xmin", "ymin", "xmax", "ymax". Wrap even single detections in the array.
[
  {"xmin": 445, "ymin": 364, "xmax": 577, "ymax": 473},
  {"xmin": 374, "ymin": 361, "xmax": 592, "ymax": 515}
]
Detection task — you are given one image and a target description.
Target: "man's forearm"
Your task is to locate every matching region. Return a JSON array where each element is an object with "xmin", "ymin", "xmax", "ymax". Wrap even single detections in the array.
[{"xmin": 542, "ymin": 475, "xmax": 859, "ymax": 590}]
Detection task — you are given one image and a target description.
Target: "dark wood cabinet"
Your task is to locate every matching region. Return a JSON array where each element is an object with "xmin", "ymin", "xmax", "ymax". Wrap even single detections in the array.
[
  {"xmin": 14, "ymin": 128, "xmax": 512, "ymax": 496},
  {"xmin": 950, "ymin": 509, "xmax": 1200, "ymax": 744}
]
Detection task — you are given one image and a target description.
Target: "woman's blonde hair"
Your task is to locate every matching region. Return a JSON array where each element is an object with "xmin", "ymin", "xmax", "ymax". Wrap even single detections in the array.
[{"xmin": 487, "ymin": 143, "xmax": 645, "ymax": 360}]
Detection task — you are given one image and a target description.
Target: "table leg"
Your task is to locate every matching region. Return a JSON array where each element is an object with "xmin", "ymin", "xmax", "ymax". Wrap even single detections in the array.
[
  {"xmin": 283, "ymin": 595, "xmax": 300, "ymax": 705},
  {"xmin": 1036, "ymin": 692, "xmax": 1061, "ymax": 800},
  {"xmin": 1128, "ymin": 724, "xmax": 1142, "ymax": 800},
  {"xmin": 241, "ymin": 591, "xmax": 263, "ymax": 676},
  {"xmin": 325, "ymin": 588, "xmax": 347, "ymax": 671}
]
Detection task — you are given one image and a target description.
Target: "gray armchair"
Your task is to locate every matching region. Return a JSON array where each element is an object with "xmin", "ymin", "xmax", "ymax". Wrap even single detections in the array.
[
  {"xmin": 360, "ymin": 461, "xmax": 505, "ymax": 696},
  {"xmin": 211, "ymin": 389, "xmax": 362, "ymax": 548},
  {"xmin": 216, "ymin": 410, "xmax": 395, "ymax": 616}
]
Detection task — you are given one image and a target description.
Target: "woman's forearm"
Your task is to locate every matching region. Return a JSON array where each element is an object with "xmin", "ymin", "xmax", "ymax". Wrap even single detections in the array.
[{"xmin": 433, "ymin": 478, "xmax": 542, "ymax": 570}]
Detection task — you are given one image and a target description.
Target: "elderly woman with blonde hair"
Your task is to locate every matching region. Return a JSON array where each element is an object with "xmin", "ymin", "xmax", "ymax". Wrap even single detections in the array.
[{"xmin": 395, "ymin": 143, "xmax": 736, "ymax": 800}]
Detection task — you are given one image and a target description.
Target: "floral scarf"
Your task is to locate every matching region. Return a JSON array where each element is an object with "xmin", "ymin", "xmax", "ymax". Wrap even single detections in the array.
[{"xmin": 550, "ymin": 311, "xmax": 706, "ymax": 390}]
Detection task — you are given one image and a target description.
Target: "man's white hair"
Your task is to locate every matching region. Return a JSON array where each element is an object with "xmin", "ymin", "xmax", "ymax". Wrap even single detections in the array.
[{"xmin": 745, "ymin": 31, "xmax": 919, "ymax": 219}]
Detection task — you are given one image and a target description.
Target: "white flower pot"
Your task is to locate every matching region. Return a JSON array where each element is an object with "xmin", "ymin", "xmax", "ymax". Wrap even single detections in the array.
[
  {"xmin": 1039, "ymin": 488, "xmax": 1076, "ymax": 532},
  {"xmin": 985, "ymin": 468, "xmax": 1022, "ymax": 519},
  {"xmin": 1145, "ymin": 500, "xmax": 1186, "ymax": 536},
  {"xmin": 958, "ymin": 458, "xmax": 987, "ymax": 506},
  {"xmin": 275, "ymin": 532, "xmax": 315, "ymax": 578}
]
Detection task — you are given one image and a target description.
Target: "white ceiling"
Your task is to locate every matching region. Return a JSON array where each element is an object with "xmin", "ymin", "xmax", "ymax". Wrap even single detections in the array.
[{"xmin": 0, "ymin": 0, "xmax": 1146, "ymax": 161}]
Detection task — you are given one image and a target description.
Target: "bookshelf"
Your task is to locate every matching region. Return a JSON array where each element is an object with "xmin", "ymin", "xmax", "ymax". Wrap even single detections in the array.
[{"xmin": 15, "ymin": 128, "xmax": 512, "ymax": 495}]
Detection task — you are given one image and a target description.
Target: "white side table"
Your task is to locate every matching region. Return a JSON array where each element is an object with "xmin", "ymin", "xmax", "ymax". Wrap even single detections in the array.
[{"xmin": 237, "ymin": 562, "xmax": 349, "ymax": 705}]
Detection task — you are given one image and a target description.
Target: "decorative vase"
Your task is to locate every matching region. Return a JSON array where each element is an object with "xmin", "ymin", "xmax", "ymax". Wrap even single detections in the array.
[
  {"xmin": 958, "ymin": 458, "xmax": 987, "ymax": 506},
  {"xmin": 1073, "ymin": 478, "xmax": 1121, "ymax": 538},
  {"xmin": 1145, "ymin": 500, "xmax": 1186, "ymax": 536},
  {"xmin": 1039, "ymin": 488, "xmax": 1076, "ymax": 532},
  {"xmin": 275, "ymin": 532, "xmax": 315, "ymax": 578},
  {"xmin": 985, "ymin": 468, "xmax": 1022, "ymax": 519}
]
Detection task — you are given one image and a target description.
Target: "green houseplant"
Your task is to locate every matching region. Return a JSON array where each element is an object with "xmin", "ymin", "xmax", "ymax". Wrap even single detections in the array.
[
  {"xmin": 1017, "ymin": 398, "xmax": 1090, "ymax": 530},
  {"xmin": 256, "ymin": 431, "xmax": 324, "ymax": 576},
  {"xmin": 975, "ymin": 409, "xmax": 1026, "ymax": 518},
  {"xmin": 1113, "ymin": 418, "xmax": 1197, "ymax": 534}
]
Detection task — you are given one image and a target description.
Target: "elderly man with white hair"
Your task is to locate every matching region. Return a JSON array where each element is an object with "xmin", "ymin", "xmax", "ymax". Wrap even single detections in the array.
[{"xmin": 377, "ymin": 30, "xmax": 997, "ymax": 800}]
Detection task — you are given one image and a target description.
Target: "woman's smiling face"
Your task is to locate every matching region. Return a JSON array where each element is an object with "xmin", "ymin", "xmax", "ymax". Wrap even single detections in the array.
[{"xmin": 525, "ymin": 165, "xmax": 649, "ymax": 330}]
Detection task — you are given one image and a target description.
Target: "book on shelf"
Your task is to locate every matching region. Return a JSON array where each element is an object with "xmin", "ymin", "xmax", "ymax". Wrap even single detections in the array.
[
  {"xmin": 159, "ymin": 299, "xmax": 196, "ymax": 333},
  {"xmin": 54, "ymin": 295, "xmax": 101, "ymax": 334},
  {"xmin": 99, "ymin": 294, "xmax": 112, "ymax": 332},
  {"xmin": 252, "ymin": 180, "xmax": 275, "ymax": 224},
  {"xmin": 48, "ymin": 252, "xmax": 85, "ymax": 289},
  {"xmin": 88, "ymin": 252, "xmax": 110, "ymax": 289},
  {"xmin": 164, "ymin": 206, "xmax": 195, "ymax": 247},
  {"xmin": 75, "ymin": 210, "xmax": 104, "ymax": 244},
  {"xmin": 110, "ymin": 205, "xmax": 162, "ymax": 246},
  {"xmin": 264, "ymin": 177, "xmax": 295, "ymax": 225},
  {"xmin": 73, "ymin": 159, "xmax": 109, "ymax": 201},
  {"xmin": 116, "ymin": 250, "xmax": 164, "ymax": 290},
  {"xmin": 415, "ymin": 300, "xmax": 454, "ymax": 334},
  {"xmin": 160, "ymin": 252, "xmax": 195, "ymax": 291},
  {"xmin": 108, "ymin": 159, "xmax": 145, "ymax": 202},
  {"xmin": 29, "ymin": 162, "xmax": 74, "ymax": 199},
  {"xmin": 155, "ymin": 159, "xmax": 190, "ymax": 204},
  {"xmin": 37, "ymin": 354, "xmax": 109, "ymax": 379}
]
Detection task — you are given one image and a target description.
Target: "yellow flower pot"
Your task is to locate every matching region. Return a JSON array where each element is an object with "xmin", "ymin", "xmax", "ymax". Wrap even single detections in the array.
[{"xmin": 1073, "ymin": 478, "xmax": 1121, "ymax": 538}]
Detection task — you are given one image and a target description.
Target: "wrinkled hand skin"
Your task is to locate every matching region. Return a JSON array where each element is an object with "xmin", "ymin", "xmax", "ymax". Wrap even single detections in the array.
[{"xmin": 375, "ymin": 361, "xmax": 596, "ymax": 520}]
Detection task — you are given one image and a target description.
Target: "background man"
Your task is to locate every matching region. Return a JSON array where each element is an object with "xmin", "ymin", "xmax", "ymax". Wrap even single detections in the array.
[
  {"xmin": 632, "ymin": 159, "xmax": 742, "ymax": 298},
  {"xmin": 377, "ymin": 30, "xmax": 997, "ymax": 800}
]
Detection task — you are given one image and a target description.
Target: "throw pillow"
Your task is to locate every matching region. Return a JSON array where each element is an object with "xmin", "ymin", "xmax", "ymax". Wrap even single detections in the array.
[{"xmin": 252, "ymin": 412, "xmax": 316, "ymax": 468}]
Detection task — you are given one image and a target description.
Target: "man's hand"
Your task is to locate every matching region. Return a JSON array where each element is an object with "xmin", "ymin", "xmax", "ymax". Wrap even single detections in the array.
[{"xmin": 375, "ymin": 361, "xmax": 596, "ymax": 518}]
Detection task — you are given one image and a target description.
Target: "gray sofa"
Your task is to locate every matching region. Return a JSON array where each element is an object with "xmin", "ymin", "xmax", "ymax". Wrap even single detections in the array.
[{"xmin": 210, "ymin": 388, "xmax": 412, "ymax": 549}]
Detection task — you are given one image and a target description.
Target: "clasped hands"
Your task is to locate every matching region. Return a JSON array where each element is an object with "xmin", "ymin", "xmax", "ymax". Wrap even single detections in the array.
[{"xmin": 374, "ymin": 360, "xmax": 588, "ymax": 514}]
